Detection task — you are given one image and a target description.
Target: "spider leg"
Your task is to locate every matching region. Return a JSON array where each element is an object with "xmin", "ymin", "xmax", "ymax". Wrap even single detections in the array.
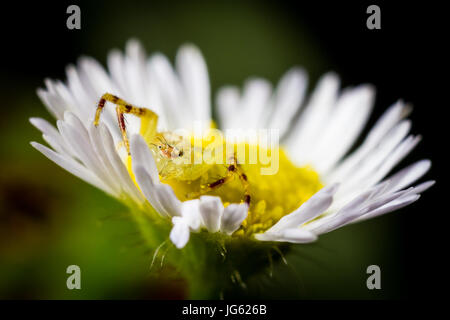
[
  {"xmin": 224, "ymin": 154, "xmax": 251, "ymax": 205},
  {"xmin": 159, "ymin": 159, "xmax": 170, "ymax": 177},
  {"xmin": 233, "ymin": 162, "xmax": 251, "ymax": 205},
  {"xmin": 94, "ymin": 93, "xmax": 158, "ymax": 155},
  {"xmin": 189, "ymin": 154, "xmax": 251, "ymax": 205}
]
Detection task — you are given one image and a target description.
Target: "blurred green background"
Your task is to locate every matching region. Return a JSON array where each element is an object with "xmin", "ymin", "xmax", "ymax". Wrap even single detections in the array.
[{"xmin": 1, "ymin": 0, "xmax": 435, "ymax": 299}]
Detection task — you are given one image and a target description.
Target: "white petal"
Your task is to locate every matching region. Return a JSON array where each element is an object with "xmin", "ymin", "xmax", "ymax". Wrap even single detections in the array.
[
  {"xmin": 307, "ymin": 188, "xmax": 375, "ymax": 235},
  {"xmin": 181, "ymin": 199, "xmax": 202, "ymax": 232},
  {"xmin": 382, "ymin": 159, "xmax": 431, "ymax": 194},
  {"xmin": 407, "ymin": 180, "xmax": 435, "ymax": 194},
  {"xmin": 148, "ymin": 53, "xmax": 187, "ymax": 129},
  {"xmin": 238, "ymin": 78, "xmax": 273, "ymax": 130},
  {"xmin": 326, "ymin": 101, "xmax": 411, "ymax": 183},
  {"xmin": 267, "ymin": 67, "xmax": 307, "ymax": 137},
  {"xmin": 311, "ymin": 85, "xmax": 375, "ymax": 173},
  {"xmin": 30, "ymin": 117, "xmax": 59, "ymax": 138},
  {"xmin": 354, "ymin": 180, "xmax": 434, "ymax": 223},
  {"xmin": 36, "ymin": 88, "xmax": 65, "ymax": 120},
  {"xmin": 67, "ymin": 66, "xmax": 120, "ymax": 142},
  {"xmin": 79, "ymin": 56, "xmax": 118, "ymax": 100},
  {"xmin": 41, "ymin": 133, "xmax": 70, "ymax": 158},
  {"xmin": 199, "ymin": 196, "xmax": 224, "ymax": 232},
  {"xmin": 332, "ymin": 133, "xmax": 421, "ymax": 209},
  {"xmin": 30, "ymin": 142, "xmax": 114, "ymax": 195},
  {"xmin": 155, "ymin": 184, "xmax": 183, "ymax": 217},
  {"xmin": 284, "ymin": 72, "xmax": 340, "ymax": 164},
  {"xmin": 170, "ymin": 217, "xmax": 190, "ymax": 249},
  {"xmin": 255, "ymin": 228, "xmax": 317, "ymax": 243},
  {"xmin": 361, "ymin": 100, "xmax": 411, "ymax": 146},
  {"xmin": 216, "ymin": 86, "xmax": 240, "ymax": 129},
  {"xmin": 64, "ymin": 66, "xmax": 95, "ymax": 120},
  {"xmin": 176, "ymin": 44, "xmax": 211, "ymax": 124},
  {"xmin": 88, "ymin": 123, "xmax": 124, "ymax": 189},
  {"xmin": 130, "ymin": 134, "xmax": 159, "ymax": 183},
  {"xmin": 328, "ymin": 119, "xmax": 411, "ymax": 186},
  {"xmin": 57, "ymin": 113, "xmax": 119, "ymax": 193},
  {"xmin": 266, "ymin": 183, "xmax": 338, "ymax": 233},
  {"xmin": 124, "ymin": 39, "xmax": 149, "ymax": 106},
  {"xmin": 132, "ymin": 166, "xmax": 172, "ymax": 217},
  {"xmin": 29, "ymin": 117, "xmax": 74, "ymax": 157},
  {"xmin": 53, "ymin": 80, "xmax": 85, "ymax": 119},
  {"xmin": 144, "ymin": 69, "xmax": 168, "ymax": 130},
  {"xmin": 107, "ymin": 49, "xmax": 127, "ymax": 96},
  {"xmin": 361, "ymin": 189, "xmax": 410, "ymax": 213},
  {"xmin": 220, "ymin": 203, "xmax": 249, "ymax": 235},
  {"xmin": 363, "ymin": 135, "xmax": 422, "ymax": 190},
  {"xmin": 279, "ymin": 228, "xmax": 318, "ymax": 243},
  {"xmin": 95, "ymin": 124, "xmax": 144, "ymax": 203},
  {"xmin": 132, "ymin": 160, "xmax": 183, "ymax": 218},
  {"xmin": 356, "ymin": 194, "xmax": 420, "ymax": 222}
]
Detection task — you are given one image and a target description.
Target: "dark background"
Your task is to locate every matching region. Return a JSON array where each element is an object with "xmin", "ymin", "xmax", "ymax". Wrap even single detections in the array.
[{"xmin": 0, "ymin": 0, "xmax": 446, "ymax": 300}]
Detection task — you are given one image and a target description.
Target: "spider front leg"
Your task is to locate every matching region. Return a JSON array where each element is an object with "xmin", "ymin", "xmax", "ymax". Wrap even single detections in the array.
[
  {"xmin": 227, "ymin": 160, "xmax": 251, "ymax": 205},
  {"xmin": 192, "ymin": 155, "xmax": 251, "ymax": 205},
  {"xmin": 94, "ymin": 93, "xmax": 158, "ymax": 155}
]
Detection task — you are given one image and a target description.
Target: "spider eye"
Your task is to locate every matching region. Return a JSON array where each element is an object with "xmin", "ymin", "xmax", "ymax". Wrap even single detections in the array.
[{"xmin": 158, "ymin": 146, "xmax": 162, "ymax": 149}]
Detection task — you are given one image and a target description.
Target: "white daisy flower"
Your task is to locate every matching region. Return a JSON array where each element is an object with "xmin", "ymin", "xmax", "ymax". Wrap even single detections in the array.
[{"xmin": 30, "ymin": 39, "xmax": 434, "ymax": 251}]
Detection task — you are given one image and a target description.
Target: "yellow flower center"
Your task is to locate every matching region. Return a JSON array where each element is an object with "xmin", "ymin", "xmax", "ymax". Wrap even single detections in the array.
[{"xmin": 145, "ymin": 133, "xmax": 323, "ymax": 236}]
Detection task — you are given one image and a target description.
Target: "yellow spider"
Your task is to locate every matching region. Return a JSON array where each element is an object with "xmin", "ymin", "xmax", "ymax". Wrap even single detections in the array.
[{"xmin": 93, "ymin": 93, "xmax": 251, "ymax": 205}]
